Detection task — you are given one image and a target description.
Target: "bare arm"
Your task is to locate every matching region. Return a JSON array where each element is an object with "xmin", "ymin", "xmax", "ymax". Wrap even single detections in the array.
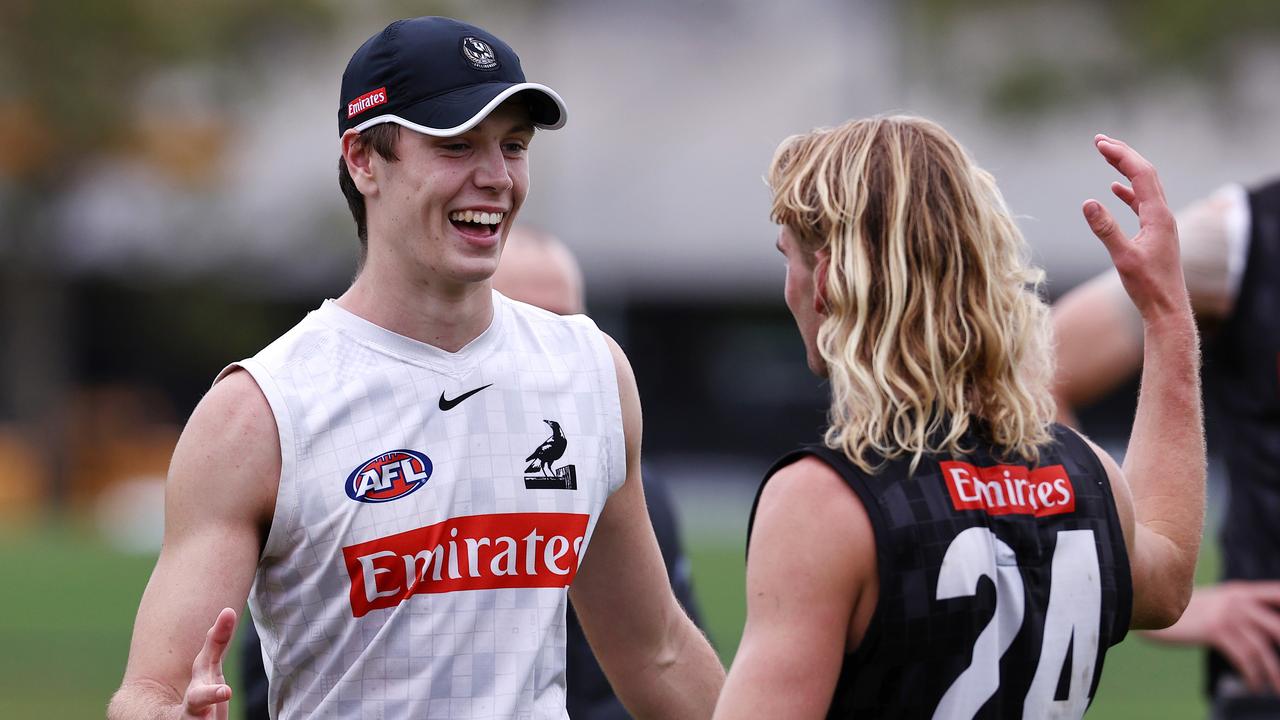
[
  {"xmin": 107, "ymin": 369, "xmax": 278, "ymax": 720},
  {"xmin": 568, "ymin": 335, "xmax": 724, "ymax": 719},
  {"xmin": 1079, "ymin": 135, "xmax": 1205, "ymax": 629},
  {"xmin": 713, "ymin": 458, "xmax": 875, "ymax": 720}
]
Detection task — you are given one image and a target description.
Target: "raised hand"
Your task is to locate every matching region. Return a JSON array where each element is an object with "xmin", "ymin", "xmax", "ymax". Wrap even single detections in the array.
[
  {"xmin": 1082, "ymin": 134, "xmax": 1191, "ymax": 321},
  {"xmin": 182, "ymin": 607, "xmax": 238, "ymax": 719}
]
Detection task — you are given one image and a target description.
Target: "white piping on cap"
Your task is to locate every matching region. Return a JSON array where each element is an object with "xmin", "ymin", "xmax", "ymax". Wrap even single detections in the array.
[{"xmin": 352, "ymin": 82, "xmax": 567, "ymax": 137}]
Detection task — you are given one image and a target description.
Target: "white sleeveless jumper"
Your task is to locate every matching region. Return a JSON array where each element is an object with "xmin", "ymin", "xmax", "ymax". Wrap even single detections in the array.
[{"xmin": 220, "ymin": 292, "xmax": 625, "ymax": 719}]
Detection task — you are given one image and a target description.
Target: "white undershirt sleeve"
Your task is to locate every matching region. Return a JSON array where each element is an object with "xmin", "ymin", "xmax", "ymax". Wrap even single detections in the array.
[{"xmin": 1178, "ymin": 183, "xmax": 1251, "ymax": 319}]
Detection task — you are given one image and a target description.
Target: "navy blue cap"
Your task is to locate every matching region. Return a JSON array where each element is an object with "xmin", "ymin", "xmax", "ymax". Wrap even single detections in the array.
[{"xmin": 339, "ymin": 17, "xmax": 567, "ymax": 137}]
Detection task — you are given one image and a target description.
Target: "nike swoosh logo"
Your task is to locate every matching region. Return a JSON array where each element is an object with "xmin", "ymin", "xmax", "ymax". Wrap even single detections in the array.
[{"xmin": 439, "ymin": 384, "xmax": 493, "ymax": 411}]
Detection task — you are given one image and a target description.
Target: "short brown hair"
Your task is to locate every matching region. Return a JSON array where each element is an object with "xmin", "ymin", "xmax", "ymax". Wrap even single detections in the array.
[{"xmin": 337, "ymin": 123, "xmax": 402, "ymax": 257}]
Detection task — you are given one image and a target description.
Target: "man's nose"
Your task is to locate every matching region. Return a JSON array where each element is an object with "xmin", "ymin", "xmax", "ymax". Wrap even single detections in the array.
[{"xmin": 472, "ymin": 143, "xmax": 514, "ymax": 192}]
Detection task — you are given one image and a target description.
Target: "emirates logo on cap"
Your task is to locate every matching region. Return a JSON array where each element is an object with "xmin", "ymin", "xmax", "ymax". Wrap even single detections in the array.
[
  {"xmin": 461, "ymin": 36, "xmax": 498, "ymax": 71},
  {"xmin": 347, "ymin": 87, "xmax": 388, "ymax": 119}
]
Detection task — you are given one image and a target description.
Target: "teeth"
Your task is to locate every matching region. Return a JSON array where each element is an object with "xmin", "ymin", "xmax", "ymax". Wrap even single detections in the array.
[{"xmin": 450, "ymin": 210, "xmax": 504, "ymax": 225}]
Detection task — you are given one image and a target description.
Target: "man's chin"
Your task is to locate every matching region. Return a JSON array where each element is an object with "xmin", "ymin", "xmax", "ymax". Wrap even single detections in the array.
[{"xmin": 454, "ymin": 259, "xmax": 501, "ymax": 285}]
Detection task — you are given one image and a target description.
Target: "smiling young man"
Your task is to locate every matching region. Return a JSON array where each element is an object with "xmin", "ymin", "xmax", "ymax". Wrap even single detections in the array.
[{"xmin": 108, "ymin": 17, "xmax": 722, "ymax": 720}]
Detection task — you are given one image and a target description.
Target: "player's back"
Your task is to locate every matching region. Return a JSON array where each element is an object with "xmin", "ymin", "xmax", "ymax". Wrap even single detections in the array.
[{"xmin": 749, "ymin": 424, "xmax": 1131, "ymax": 719}]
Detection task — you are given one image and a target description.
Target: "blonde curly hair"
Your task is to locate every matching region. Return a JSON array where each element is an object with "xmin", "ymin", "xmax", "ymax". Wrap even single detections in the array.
[{"xmin": 768, "ymin": 115, "xmax": 1056, "ymax": 473}]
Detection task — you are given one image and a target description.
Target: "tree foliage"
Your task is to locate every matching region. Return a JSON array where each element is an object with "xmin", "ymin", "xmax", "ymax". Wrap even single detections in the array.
[
  {"xmin": 0, "ymin": 0, "xmax": 339, "ymax": 183},
  {"xmin": 903, "ymin": 0, "xmax": 1280, "ymax": 116}
]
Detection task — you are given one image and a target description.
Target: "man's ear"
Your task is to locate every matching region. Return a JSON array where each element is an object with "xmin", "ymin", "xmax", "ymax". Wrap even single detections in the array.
[
  {"xmin": 341, "ymin": 129, "xmax": 378, "ymax": 196},
  {"xmin": 813, "ymin": 250, "xmax": 832, "ymax": 315}
]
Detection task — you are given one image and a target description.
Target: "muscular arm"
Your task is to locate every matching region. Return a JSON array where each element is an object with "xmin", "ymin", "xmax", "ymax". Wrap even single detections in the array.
[
  {"xmin": 713, "ymin": 458, "xmax": 875, "ymax": 720},
  {"xmin": 1076, "ymin": 136, "xmax": 1206, "ymax": 629},
  {"xmin": 568, "ymin": 335, "xmax": 724, "ymax": 720},
  {"xmin": 108, "ymin": 369, "xmax": 279, "ymax": 720}
]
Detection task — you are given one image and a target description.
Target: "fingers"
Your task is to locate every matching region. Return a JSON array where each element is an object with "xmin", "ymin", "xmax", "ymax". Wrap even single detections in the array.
[
  {"xmin": 1212, "ymin": 586, "xmax": 1280, "ymax": 694},
  {"xmin": 1220, "ymin": 640, "xmax": 1265, "ymax": 694},
  {"xmin": 1094, "ymin": 134, "xmax": 1168, "ymax": 214},
  {"xmin": 192, "ymin": 607, "xmax": 238, "ymax": 676},
  {"xmin": 1243, "ymin": 628, "xmax": 1280, "ymax": 694},
  {"xmin": 1243, "ymin": 581, "xmax": 1280, "ymax": 605},
  {"xmin": 184, "ymin": 608, "xmax": 237, "ymax": 718},
  {"xmin": 1110, "ymin": 182, "xmax": 1138, "ymax": 214},
  {"xmin": 1251, "ymin": 599, "xmax": 1280, "ymax": 629},
  {"xmin": 1244, "ymin": 598, "xmax": 1280, "ymax": 693},
  {"xmin": 185, "ymin": 682, "xmax": 233, "ymax": 711},
  {"xmin": 1249, "ymin": 607, "xmax": 1280, "ymax": 691},
  {"xmin": 1082, "ymin": 200, "xmax": 1128, "ymax": 259}
]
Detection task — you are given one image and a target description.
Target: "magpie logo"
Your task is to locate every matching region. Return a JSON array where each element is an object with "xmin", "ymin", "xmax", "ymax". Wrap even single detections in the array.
[
  {"xmin": 439, "ymin": 383, "xmax": 492, "ymax": 411},
  {"xmin": 461, "ymin": 36, "xmax": 498, "ymax": 71},
  {"xmin": 524, "ymin": 419, "xmax": 577, "ymax": 490}
]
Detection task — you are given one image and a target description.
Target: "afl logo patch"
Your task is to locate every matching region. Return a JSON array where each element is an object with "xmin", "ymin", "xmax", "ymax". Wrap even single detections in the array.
[
  {"xmin": 346, "ymin": 449, "xmax": 433, "ymax": 503},
  {"xmin": 461, "ymin": 36, "xmax": 498, "ymax": 71}
]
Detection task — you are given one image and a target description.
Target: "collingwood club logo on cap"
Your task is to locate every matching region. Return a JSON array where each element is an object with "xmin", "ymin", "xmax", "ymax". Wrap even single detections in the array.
[{"xmin": 461, "ymin": 36, "xmax": 498, "ymax": 71}]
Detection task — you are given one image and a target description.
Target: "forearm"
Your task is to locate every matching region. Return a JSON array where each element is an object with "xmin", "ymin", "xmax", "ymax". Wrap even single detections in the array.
[
  {"xmin": 612, "ymin": 613, "xmax": 725, "ymax": 720},
  {"xmin": 1124, "ymin": 309, "xmax": 1205, "ymax": 613},
  {"xmin": 107, "ymin": 679, "xmax": 183, "ymax": 720}
]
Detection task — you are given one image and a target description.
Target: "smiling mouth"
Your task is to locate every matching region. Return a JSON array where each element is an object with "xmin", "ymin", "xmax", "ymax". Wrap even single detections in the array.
[{"xmin": 449, "ymin": 210, "xmax": 504, "ymax": 238}]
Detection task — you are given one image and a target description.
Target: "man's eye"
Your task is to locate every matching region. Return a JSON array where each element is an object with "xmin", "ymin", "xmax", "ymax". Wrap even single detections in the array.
[
  {"xmin": 442, "ymin": 143, "xmax": 468, "ymax": 152},
  {"xmin": 503, "ymin": 142, "xmax": 527, "ymax": 154}
]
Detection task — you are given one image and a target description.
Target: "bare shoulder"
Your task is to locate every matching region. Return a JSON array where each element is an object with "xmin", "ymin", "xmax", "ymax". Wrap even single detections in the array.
[
  {"xmin": 599, "ymin": 332, "xmax": 633, "ymax": 379},
  {"xmin": 746, "ymin": 454, "xmax": 876, "ymax": 649},
  {"xmin": 200, "ymin": 366, "xmax": 273, "ymax": 426},
  {"xmin": 599, "ymin": 332, "xmax": 641, "ymax": 455},
  {"xmin": 169, "ymin": 367, "xmax": 280, "ymax": 527},
  {"xmin": 758, "ymin": 456, "xmax": 864, "ymax": 521},
  {"xmin": 752, "ymin": 456, "xmax": 873, "ymax": 567}
]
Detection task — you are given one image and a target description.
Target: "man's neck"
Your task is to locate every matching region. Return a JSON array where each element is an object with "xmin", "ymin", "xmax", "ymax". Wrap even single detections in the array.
[{"xmin": 336, "ymin": 266, "xmax": 495, "ymax": 354}]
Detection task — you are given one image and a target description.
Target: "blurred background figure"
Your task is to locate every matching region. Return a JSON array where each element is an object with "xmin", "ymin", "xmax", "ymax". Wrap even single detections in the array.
[
  {"xmin": 492, "ymin": 226, "xmax": 585, "ymax": 316},
  {"xmin": 1053, "ymin": 177, "xmax": 1280, "ymax": 718}
]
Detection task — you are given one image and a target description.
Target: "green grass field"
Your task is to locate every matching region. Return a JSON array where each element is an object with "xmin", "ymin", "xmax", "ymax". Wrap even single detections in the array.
[{"xmin": 0, "ymin": 517, "xmax": 1212, "ymax": 718}]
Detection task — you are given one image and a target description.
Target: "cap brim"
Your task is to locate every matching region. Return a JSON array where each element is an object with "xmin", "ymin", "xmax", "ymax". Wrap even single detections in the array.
[{"xmin": 352, "ymin": 82, "xmax": 566, "ymax": 137}]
